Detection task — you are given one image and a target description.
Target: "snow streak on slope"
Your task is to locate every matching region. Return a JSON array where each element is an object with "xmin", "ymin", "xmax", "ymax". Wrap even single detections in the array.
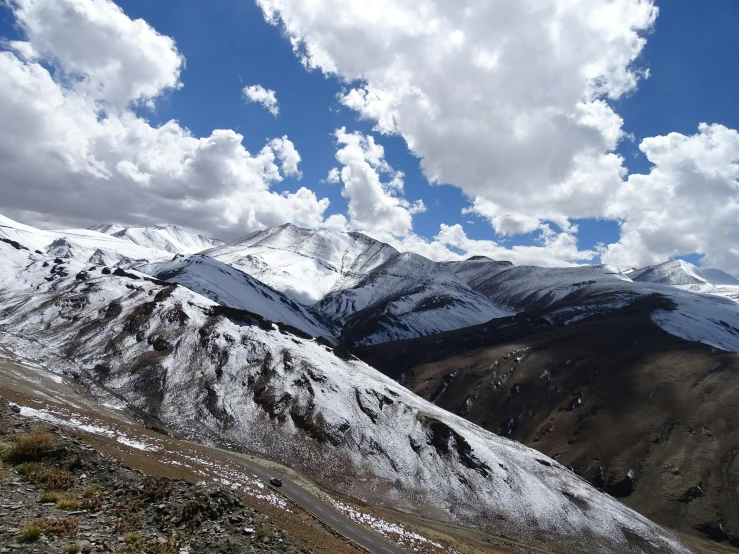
[
  {"xmin": 317, "ymin": 253, "xmax": 510, "ymax": 346},
  {"xmin": 0, "ymin": 214, "xmax": 171, "ymax": 267},
  {"xmin": 205, "ymin": 224, "xmax": 398, "ymax": 305},
  {"xmin": 92, "ymin": 224, "xmax": 224, "ymax": 254},
  {"xmin": 140, "ymin": 255, "xmax": 335, "ymax": 339},
  {"xmin": 0, "ymin": 241, "xmax": 693, "ymax": 554}
]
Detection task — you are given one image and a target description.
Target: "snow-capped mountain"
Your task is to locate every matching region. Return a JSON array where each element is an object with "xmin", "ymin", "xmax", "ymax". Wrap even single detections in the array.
[
  {"xmin": 317, "ymin": 252, "xmax": 510, "ymax": 346},
  {"xmin": 92, "ymin": 223, "xmax": 224, "ymax": 254},
  {"xmin": 0, "ymin": 238, "xmax": 694, "ymax": 554},
  {"xmin": 0, "ymin": 213, "xmax": 172, "ymax": 267},
  {"xmin": 141, "ymin": 254, "xmax": 335, "ymax": 339},
  {"xmin": 204, "ymin": 224, "xmax": 399, "ymax": 305},
  {"xmin": 627, "ymin": 260, "xmax": 739, "ymax": 304},
  {"xmin": 626, "ymin": 259, "xmax": 732, "ymax": 286}
]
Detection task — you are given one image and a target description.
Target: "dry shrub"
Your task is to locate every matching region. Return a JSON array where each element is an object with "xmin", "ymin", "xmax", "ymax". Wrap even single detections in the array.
[
  {"xmin": 64, "ymin": 544, "xmax": 81, "ymax": 554},
  {"xmin": 39, "ymin": 517, "xmax": 79, "ymax": 537},
  {"xmin": 16, "ymin": 462, "xmax": 75, "ymax": 490},
  {"xmin": 8, "ymin": 432, "xmax": 55, "ymax": 463},
  {"xmin": 115, "ymin": 513, "xmax": 143, "ymax": 533},
  {"xmin": 81, "ymin": 493, "xmax": 103, "ymax": 512}
]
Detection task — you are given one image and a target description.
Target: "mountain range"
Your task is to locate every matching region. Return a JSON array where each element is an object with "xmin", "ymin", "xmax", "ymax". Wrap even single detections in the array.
[{"xmin": 2, "ymin": 211, "xmax": 739, "ymax": 552}]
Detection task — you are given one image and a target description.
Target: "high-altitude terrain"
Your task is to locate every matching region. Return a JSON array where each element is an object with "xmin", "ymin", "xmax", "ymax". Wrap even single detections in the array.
[{"xmin": 3, "ymin": 212, "xmax": 739, "ymax": 552}]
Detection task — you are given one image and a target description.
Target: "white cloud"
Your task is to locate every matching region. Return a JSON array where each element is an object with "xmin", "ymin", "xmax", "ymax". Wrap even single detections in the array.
[
  {"xmin": 364, "ymin": 222, "xmax": 595, "ymax": 268},
  {"xmin": 323, "ymin": 167, "xmax": 341, "ymax": 184},
  {"xmin": 332, "ymin": 128, "xmax": 424, "ymax": 237},
  {"xmin": 602, "ymin": 123, "xmax": 739, "ymax": 272},
  {"xmin": 10, "ymin": 0, "xmax": 183, "ymax": 107},
  {"xmin": 257, "ymin": 0, "xmax": 656, "ymax": 234},
  {"xmin": 243, "ymin": 84, "xmax": 279, "ymax": 116},
  {"xmin": 0, "ymin": 0, "xmax": 329, "ymax": 237},
  {"xmin": 268, "ymin": 136, "xmax": 302, "ymax": 178}
]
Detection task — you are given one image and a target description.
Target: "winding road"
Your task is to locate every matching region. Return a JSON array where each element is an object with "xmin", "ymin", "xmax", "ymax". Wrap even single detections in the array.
[{"xmin": 223, "ymin": 453, "xmax": 408, "ymax": 554}]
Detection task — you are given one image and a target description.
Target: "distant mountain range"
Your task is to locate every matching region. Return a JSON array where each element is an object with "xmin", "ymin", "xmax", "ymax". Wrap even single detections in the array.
[{"xmin": 2, "ymin": 211, "xmax": 739, "ymax": 551}]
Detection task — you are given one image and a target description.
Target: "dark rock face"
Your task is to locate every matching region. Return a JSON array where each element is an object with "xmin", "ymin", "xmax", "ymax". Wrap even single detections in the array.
[
  {"xmin": 358, "ymin": 295, "xmax": 739, "ymax": 541},
  {"xmin": 419, "ymin": 415, "xmax": 491, "ymax": 477},
  {"xmin": 605, "ymin": 472, "xmax": 634, "ymax": 498},
  {"xmin": 0, "ymin": 237, "xmax": 28, "ymax": 250},
  {"xmin": 113, "ymin": 267, "xmax": 140, "ymax": 280},
  {"xmin": 101, "ymin": 267, "xmax": 112, "ymax": 275}
]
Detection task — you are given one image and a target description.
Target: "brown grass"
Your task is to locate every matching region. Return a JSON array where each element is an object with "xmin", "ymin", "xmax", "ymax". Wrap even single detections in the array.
[
  {"xmin": 63, "ymin": 544, "xmax": 81, "ymax": 554},
  {"xmin": 16, "ymin": 462, "xmax": 75, "ymax": 490},
  {"xmin": 19, "ymin": 522, "xmax": 42, "ymax": 542},
  {"xmin": 40, "ymin": 490, "xmax": 61, "ymax": 503},
  {"xmin": 56, "ymin": 494, "xmax": 81, "ymax": 510},
  {"xmin": 7, "ymin": 432, "xmax": 55, "ymax": 463}
]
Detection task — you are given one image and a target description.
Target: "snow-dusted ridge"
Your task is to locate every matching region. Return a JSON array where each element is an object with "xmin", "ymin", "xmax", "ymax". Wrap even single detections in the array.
[
  {"xmin": 317, "ymin": 252, "xmax": 510, "ymax": 346},
  {"xmin": 0, "ymin": 239, "xmax": 693, "ymax": 554},
  {"xmin": 140, "ymin": 254, "xmax": 335, "ymax": 339},
  {"xmin": 204, "ymin": 223, "xmax": 399, "ymax": 305},
  {"xmin": 0, "ymin": 213, "xmax": 172, "ymax": 267},
  {"xmin": 92, "ymin": 223, "xmax": 224, "ymax": 254}
]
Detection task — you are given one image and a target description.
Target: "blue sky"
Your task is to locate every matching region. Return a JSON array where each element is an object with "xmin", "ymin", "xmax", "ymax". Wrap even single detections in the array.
[{"xmin": 1, "ymin": 0, "xmax": 738, "ymax": 270}]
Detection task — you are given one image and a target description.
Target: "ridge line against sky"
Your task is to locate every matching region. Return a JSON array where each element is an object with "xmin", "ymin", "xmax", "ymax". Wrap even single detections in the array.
[{"xmin": 0, "ymin": 0, "xmax": 738, "ymax": 272}]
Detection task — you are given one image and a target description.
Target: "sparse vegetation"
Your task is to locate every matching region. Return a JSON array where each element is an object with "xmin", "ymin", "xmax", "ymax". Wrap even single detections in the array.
[
  {"xmin": 63, "ymin": 543, "xmax": 81, "ymax": 554},
  {"xmin": 56, "ymin": 493, "xmax": 81, "ymax": 510},
  {"xmin": 115, "ymin": 513, "xmax": 144, "ymax": 533},
  {"xmin": 38, "ymin": 516, "xmax": 79, "ymax": 537},
  {"xmin": 16, "ymin": 462, "xmax": 75, "ymax": 490},
  {"xmin": 114, "ymin": 532, "xmax": 178, "ymax": 554},
  {"xmin": 7, "ymin": 432, "xmax": 55, "ymax": 463},
  {"xmin": 83, "ymin": 485, "xmax": 100, "ymax": 497},
  {"xmin": 180, "ymin": 497, "xmax": 224, "ymax": 523},
  {"xmin": 40, "ymin": 490, "xmax": 61, "ymax": 503},
  {"xmin": 19, "ymin": 522, "xmax": 42, "ymax": 542},
  {"xmin": 81, "ymin": 489, "xmax": 103, "ymax": 511},
  {"xmin": 256, "ymin": 523, "xmax": 274, "ymax": 540},
  {"xmin": 0, "ymin": 438, "xmax": 13, "ymax": 461},
  {"xmin": 141, "ymin": 477, "xmax": 171, "ymax": 502}
]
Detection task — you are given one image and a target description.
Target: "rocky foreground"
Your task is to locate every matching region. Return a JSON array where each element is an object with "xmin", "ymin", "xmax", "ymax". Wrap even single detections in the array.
[{"xmin": 0, "ymin": 398, "xmax": 305, "ymax": 554}]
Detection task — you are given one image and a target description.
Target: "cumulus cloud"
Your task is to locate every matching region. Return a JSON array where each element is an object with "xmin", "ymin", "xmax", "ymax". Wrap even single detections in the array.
[
  {"xmin": 379, "ymin": 224, "xmax": 597, "ymax": 268},
  {"xmin": 322, "ymin": 167, "xmax": 341, "ymax": 184},
  {"xmin": 257, "ymin": 0, "xmax": 656, "ymax": 234},
  {"xmin": 602, "ymin": 124, "xmax": 739, "ymax": 271},
  {"xmin": 243, "ymin": 84, "xmax": 279, "ymax": 116},
  {"xmin": 0, "ymin": 0, "xmax": 329, "ymax": 237},
  {"xmin": 332, "ymin": 128, "xmax": 425, "ymax": 237}
]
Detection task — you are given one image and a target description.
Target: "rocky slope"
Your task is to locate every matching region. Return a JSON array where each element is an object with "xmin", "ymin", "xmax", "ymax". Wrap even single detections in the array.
[
  {"xmin": 0, "ymin": 239, "xmax": 694, "ymax": 554},
  {"xmin": 357, "ymin": 295, "xmax": 739, "ymax": 549},
  {"xmin": 0, "ymin": 399, "xmax": 303, "ymax": 554}
]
